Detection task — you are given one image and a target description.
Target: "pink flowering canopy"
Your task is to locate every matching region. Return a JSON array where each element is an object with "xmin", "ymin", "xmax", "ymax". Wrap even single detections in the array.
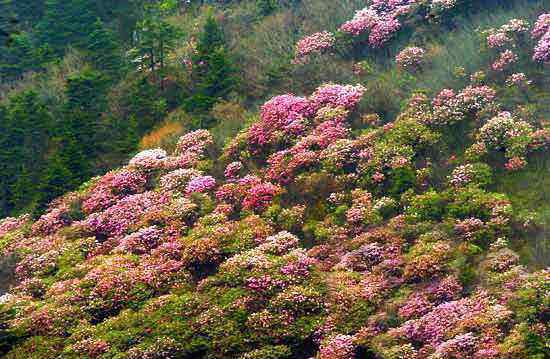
[{"xmin": 0, "ymin": 5, "xmax": 549, "ymax": 359}]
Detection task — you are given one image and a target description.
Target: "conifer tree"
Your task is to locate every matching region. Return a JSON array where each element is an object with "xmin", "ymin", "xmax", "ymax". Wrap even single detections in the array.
[
  {"xmin": 37, "ymin": 0, "xmax": 98, "ymax": 54},
  {"xmin": 86, "ymin": 19, "xmax": 123, "ymax": 76},
  {"xmin": 185, "ymin": 14, "xmax": 238, "ymax": 114}
]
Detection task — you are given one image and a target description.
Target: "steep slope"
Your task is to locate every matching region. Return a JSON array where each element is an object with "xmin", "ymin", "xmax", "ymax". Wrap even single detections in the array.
[{"xmin": 0, "ymin": 1, "xmax": 549, "ymax": 358}]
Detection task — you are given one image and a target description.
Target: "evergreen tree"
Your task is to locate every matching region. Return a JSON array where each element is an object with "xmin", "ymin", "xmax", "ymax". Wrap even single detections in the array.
[
  {"xmin": 62, "ymin": 67, "xmax": 110, "ymax": 179},
  {"xmin": 37, "ymin": 0, "xmax": 98, "ymax": 54},
  {"xmin": 0, "ymin": 91, "xmax": 52, "ymax": 215},
  {"xmin": 185, "ymin": 14, "xmax": 237, "ymax": 114},
  {"xmin": 36, "ymin": 151, "xmax": 72, "ymax": 212},
  {"xmin": 133, "ymin": 3, "xmax": 179, "ymax": 87},
  {"xmin": 86, "ymin": 19, "xmax": 124, "ymax": 76}
]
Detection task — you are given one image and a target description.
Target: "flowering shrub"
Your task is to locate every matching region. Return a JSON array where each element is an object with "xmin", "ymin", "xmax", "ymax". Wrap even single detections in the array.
[
  {"xmin": 427, "ymin": 85, "xmax": 497, "ymax": 126},
  {"xmin": 476, "ymin": 111, "xmax": 534, "ymax": 161},
  {"xmin": 319, "ymin": 334, "xmax": 355, "ymax": 359},
  {"xmin": 83, "ymin": 191, "xmax": 169, "ymax": 237},
  {"xmin": 129, "ymin": 148, "xmax": 168, "ymax": 170},
  {"xmin": 396, "ymin": 46, "xmax": 425, "ymax": 71},
  {"xmin": 117, "ymin": 226, "xmax": 164, "ymax": 254},
  {"xmin": 0, "ymin": 215, "xmax": 29, "ymax": 238},
  {"xmin": 83, "ymin": 169, "xmax": 147, "ymax": 214},
  {"xmin": 0, "ymin": 23, "xmax": 548, "ymax": 359},
  {"xmin": 31, "ymin": 205, "xmax": 71, "ymax": 235},
  {"xmin": 224, "ymin": 161, "xmax": 243, "ymax": 179},
  {"xmin": 533, "ymin": 31, "xmax": 550, "ymax": 63},
  {"xmin": 505, "ymin": 72, "xmax": 532, "ymax": 87},
  {"xmin": 491, "ymin": 50, "xmax": 518, "ymax": 71},
  {"xmin": 217, "ymin": 175, "xmax": 282, "ymax": 213},
  {"xmin": 309, "ymin": 84, "xmax": 366, "ymax": 111},
  {"xmin": 448, "ymin": 163, "xmax": 492, "ymax": 188},
  {"xmin": 174, "ymin": 129, "xmax": 213, "ymax": 156},
  {"xmin": 247, "ymin": 94, "xmax": 311, "ymax": 151},
  {"xmin": 159, "ymin": 168, "xmax": 202, "ymax": 191},
  {"xmin": 340, "ymin": 9, "xmax": 380, "ymax": 36},
  {"xmin": 185, "ymin": 175, "xmax": 216, "ymax": 194},
  {"xmin": 532, "ymin": 13, "xmax": 550, "ymax": 40},
  {"xmin": 294, "ymin": 31, "xmax": 335, "ymax": 63}
]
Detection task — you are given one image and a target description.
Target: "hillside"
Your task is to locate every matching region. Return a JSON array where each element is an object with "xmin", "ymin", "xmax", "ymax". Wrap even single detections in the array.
[{"xmin": 0, "ymin": 0, "xmax": 549, "ymax": 358}]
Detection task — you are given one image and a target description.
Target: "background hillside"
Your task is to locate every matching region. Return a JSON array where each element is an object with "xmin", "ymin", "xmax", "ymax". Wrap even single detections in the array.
[{"xmin": 0, "ymin": 0, "xmax": 549, "ymax": 358}]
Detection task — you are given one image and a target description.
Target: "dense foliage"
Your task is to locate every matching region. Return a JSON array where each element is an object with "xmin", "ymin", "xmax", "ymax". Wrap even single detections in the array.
[{"xmin": 0, "ymin": 0, "xmax": 548, "ymax": 358}]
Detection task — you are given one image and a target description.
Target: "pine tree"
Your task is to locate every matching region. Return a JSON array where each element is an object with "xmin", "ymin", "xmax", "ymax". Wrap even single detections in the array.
[
  {"xmin": 133, "ymin": 3, "xmax": 179, "ymax": 87},
  {"xmin": 62, "ymin": 67, "xmax": 110, "ymax": 180},
  {"xmin": 86, "ymin": 19, "xmax": 123, "ymax": 76},
  {"xmin": 0, "ymin": 91, "xmax": 52, "ymax": 215},
  {"xmin": 36, "ymin": 151, "xmax": 72, "ymax": 213},
  {"xmin": 185, "ymin": 14, "xmax": 238, "ymax": 114},
  {"xmin": 37, "ymin": 0, "xmax": 98, "ymax": 54}
]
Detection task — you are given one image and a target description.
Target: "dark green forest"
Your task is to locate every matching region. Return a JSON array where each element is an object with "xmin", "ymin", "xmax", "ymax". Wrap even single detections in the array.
[{"xmin": 0, "ymin": 0, "xmax": 239, "ymax": 217}]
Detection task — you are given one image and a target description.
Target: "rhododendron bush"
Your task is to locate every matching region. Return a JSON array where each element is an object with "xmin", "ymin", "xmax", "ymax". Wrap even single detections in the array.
[{"xmin": 0, "ymin": 5, "xmax": 549, "ymax": 359}]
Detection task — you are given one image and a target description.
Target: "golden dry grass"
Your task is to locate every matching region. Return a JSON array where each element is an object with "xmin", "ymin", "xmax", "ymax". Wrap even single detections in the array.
[{"xmin": 140, "ymin": 121, "xmax": 185, "ymax": 150}]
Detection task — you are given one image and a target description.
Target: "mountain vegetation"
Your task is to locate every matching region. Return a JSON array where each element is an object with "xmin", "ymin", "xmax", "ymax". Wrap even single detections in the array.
[{"xmin": 0, "ymin": 0, "xmax": 548, "ymax": 358}]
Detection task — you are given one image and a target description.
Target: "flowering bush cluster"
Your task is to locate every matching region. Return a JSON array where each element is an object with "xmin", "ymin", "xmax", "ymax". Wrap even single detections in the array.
[
  {"xmin": 491, "ymin": 49, "xmax": 518, "ymax": 71},
  {"xmin": 1, "ymin": 11, "xmax": 549, "ymax": 356},
  {"xmin": 294, "ymin": 0, "xmax": 459, "ymax": 64},
  {"xmin": 82, "ymin": 169, "xmax": 147, "ymax": 214},
  {"xmin": 396, "ymin": 46, "xmax": 425, "ymax": 71},
  {"xmin": 485, "ymin": 18, "xmax": 529, "ymax": 49},
  {"xmin": 294, "ymin": 31, "xmax": 335, "ymax": 64},
  {"xmin": 475, "ymin": 111, "xmax": 534, "ymax": 165},
  {"xmin": 216, "ymin": 175, "xmax": 282, "ymax": 213},
  {"xmin": 531, "ymin": 13, "xmax": 550, "ymax": 63},
  {"xmin": 0, "ymin": 215, "xmax": 29, "ymax": 238}
]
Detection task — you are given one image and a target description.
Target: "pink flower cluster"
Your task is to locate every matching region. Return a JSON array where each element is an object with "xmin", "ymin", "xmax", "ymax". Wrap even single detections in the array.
[
  {"xmin": 449, "ymin": 164, "xmax": 475, "ymax": 187},
  {"xmin": 294, "ymin": 31, "xmax": 335, "ymax": 63},
  {"xmin": 491, "ymin": 50, "xmax": 518, "ymax": 71},
  {"xmin": 246, "ymin": 83, "xmax": 363, "ymax": 158},
  {"xmin": 31, "ymin": 205, "xmax": 71, "ymax": 235},
  {"xmin": 310, "ymin": 84, "xmax": 366, "ymax": 111},
  {"xmin": 83, "ymin": 169, "xmax": 147, "ymax": 214},
  {"xmin": 486, "ymin": 32, "xmax": 512, "ymax": 48},
  {"xmin": 505, "ymin": 72, "xmax": 532, "ymax": 87},
  {"xmin": 84, "ymin": 191, "xmax": 168, "ymax": 237},
  {"xmin": 159, "ymin": 168, "xmax": 202, "ymax": 191},
  {"xmin": 340, "ymin": 9, "xmax": 379, "ymax": 36},
  {"xmin": 242, "ymin": 182, "xmax": 281, "ymax": 211},
  {"xmin": 319, "ymin": 334, "xmax": 355, "ymax": 359},
  {"xmin": 369, "ymin": 17, "xmax": 401, "ymax": 48},
  {"xmin": 533, "ymin": 31, "xmax": 550, "ymax": 63},
  {"xmin": 217, "ymin": 175, "xmax": 281, "ymax": 212},
  {"xmin": 396, "ymin": 293, "xmax": 489, "ymax": 346},
  {"xmin": 434, "ymin": 332, "xmax": 477, "ymax": 358},
  {"xmin": 117, "ymin": 226, "xmax": 164, "ymax": 254},
  {"xmin": 486, "ymin": 18, "xmax": 529, "ymax": 48},
  {"xmin": 0, "ymin": 215, "xmax": 29, "ymax": 238},
  {"xmin": 477, "ymin": 111, "xmax": 533, "ymax": 157},
  {"xmin": 224, "ymin": 161, "xmax": 243, "ymax": 179},
  {"xmin": 248, "ymin": 94, "xmax": 311, "ymax": 151},
  {"xmin": 454, "ymin": 217, "xmax": 484, "ymax": 240},
  {"xmin": 395, "ymin": 46, "xmax": 425, "ymax": 70},
  {"xmin": 338, "ymin": 1, "xmax": 409, "ymax": 47},
  {"xmin": 129, "ymin": 148, "xmax": 168, "ymax": 170},
  {"xmin": 429, "ymin": 85, "xmax": 496, "ymax": 125},
  {"xmin": 174, "ymin": 129, "xmax": 213, "ymax": 156},
  {"xmin": 398, "ymin": 276, "xmax": 462, "ymax": 320},
  {"xmin": 185, "ymin": 175, "xmax": 216, "ymax": 194},
  {"xmin": 532, "ymin": 13, "xmax": 550, "ymax": 40},
  {"xmin": 504, "ymin": 156, "xmax": 527, "ymax": 171}
]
